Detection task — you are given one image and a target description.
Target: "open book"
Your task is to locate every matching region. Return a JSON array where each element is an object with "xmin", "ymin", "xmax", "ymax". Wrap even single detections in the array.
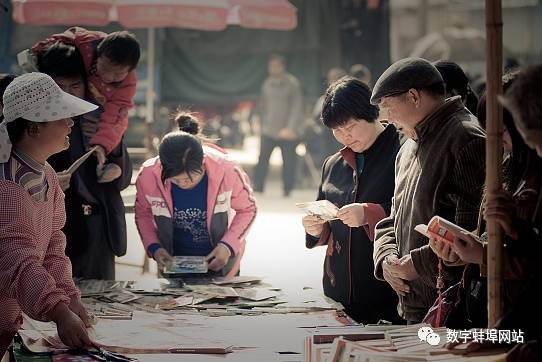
[
  {"xmin": 296, "ymin": 200, "xmax": 339, "ymax": 221},
  {"xmin": 415, "ymin": 216, "xmax": 481, "ymax": 244}
]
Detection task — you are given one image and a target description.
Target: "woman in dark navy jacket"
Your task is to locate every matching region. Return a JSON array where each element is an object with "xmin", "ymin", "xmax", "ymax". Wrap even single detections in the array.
[{"xmin": 303, "ymin": 77, "xmax": 403, "ymax": 324}]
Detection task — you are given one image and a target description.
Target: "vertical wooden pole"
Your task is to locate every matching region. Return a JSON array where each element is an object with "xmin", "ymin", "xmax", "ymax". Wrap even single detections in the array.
[
  {"xmin": 485, "ymin": 0, "xmax": 504, "ymax": 327},
  {"xmin": 145, "ymin": 27, "xmax": 156, "ymax": 157}
]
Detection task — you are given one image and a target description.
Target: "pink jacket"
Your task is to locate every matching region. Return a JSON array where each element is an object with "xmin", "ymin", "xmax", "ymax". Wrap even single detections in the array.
[
  {"xmin": 32, "ymin": 27, "xmax": 137, "ymax": 154},
  {"xmin": 134, "ymin": 146, "xmax": 257, "ymax": 276},
  {"xmin": 0, "ymin": 165, "xmax": 80, "ymax": 333}
]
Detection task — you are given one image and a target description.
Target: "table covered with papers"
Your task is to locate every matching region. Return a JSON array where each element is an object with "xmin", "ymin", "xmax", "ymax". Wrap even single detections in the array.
[{"xmin": 15, "ymin": 276, "xmax": 350, "ymax": 362}]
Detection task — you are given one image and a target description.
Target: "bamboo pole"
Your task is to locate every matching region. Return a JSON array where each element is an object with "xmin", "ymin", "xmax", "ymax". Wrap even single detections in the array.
[
  {"xmin": 485, "ymin": 0, "xmax": 504, "ymax": 327},
  {"xmin": 145, "ymin": 27, "xmax": 156, "ymax": 157}
]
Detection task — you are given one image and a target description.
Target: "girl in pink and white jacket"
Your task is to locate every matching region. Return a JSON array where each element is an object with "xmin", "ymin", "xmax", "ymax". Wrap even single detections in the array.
[{"xmin": 135, "ymin": 112, "xmax": 257, "ymax": 277}]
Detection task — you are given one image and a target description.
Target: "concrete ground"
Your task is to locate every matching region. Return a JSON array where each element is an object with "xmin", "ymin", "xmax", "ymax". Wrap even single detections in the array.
[{"xmin": 116, "ymin": 136, "xmax": 326, "ymax": 292}]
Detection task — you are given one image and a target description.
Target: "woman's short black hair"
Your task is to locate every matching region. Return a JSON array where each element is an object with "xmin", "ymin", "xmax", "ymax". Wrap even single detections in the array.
[
  {"xmin": 6, "ymin": 118, "xmax": 32, "ymax": 145},
  {"xmin": 37, "ymin": 41, "xmax": 86, "ymax": 80},
  {"xmin": 159, "ymin": 131, "xmax": 204, "ymax": 183},
  {"xmin": 97, "ymin": 31, "xmax": 140, "ymax": 71},
  {"xmin": 321, "ymin": 76, "xmax": 379, "ymax": 128}
]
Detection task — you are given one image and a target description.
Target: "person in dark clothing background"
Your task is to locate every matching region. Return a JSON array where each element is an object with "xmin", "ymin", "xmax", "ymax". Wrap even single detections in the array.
[
  {"xmin": 434, "ymin": 60, "xmax": 478, "ymax": 115},
  {"xmin": 253, "ymin": 54, "xmax": 304, "ymax": 197},
  {"xmin": 37, "ymin": 41, "xmax": 132, "ymax": 280},
  {"xmin": 302, "ymin": 77, "xmax": 402, "ymax": 324}
]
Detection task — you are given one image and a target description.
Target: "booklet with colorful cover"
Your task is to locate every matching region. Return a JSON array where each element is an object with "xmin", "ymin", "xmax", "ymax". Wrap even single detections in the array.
[{"xmin": 415, "ymin": 216, "xmax": 481, "ymax": 244}]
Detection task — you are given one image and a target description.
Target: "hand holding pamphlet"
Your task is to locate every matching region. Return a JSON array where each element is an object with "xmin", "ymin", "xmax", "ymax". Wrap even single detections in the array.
[
  {"xmin": 296, "ymin": 200, "xmax": 339, "ymax": 221},
  {"xmin": 415, "ymin": 216, "xmax": 481, "ymax": 244}
]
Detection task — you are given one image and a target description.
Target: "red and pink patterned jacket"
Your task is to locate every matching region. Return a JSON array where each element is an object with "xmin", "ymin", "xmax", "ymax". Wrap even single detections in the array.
[
  {"xmin": 135, "ymin": 146, "xmax": 257, "ymax": 277},
  {"xmin": 0, "ymin": 164, "xmax": 80, "ymax": 333},
  {"xmin": 32, "ymin": 27, "xmax": 137, "ymax": 154}
]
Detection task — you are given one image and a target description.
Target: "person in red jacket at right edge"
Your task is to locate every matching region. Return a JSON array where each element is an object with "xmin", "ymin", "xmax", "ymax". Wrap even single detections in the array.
[{"xmin": 32, "ymin": 27, "xmax": 140, "ymax": 183}]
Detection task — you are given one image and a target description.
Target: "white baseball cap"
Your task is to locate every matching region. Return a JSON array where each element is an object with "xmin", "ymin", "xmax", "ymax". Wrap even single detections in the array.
[{"xmin": 0, "ymin": 72, "xmax": 97, "ymax": 162}]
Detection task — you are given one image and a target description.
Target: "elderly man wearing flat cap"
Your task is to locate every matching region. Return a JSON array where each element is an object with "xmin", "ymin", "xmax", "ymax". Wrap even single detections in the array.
[{"xmin": 371, "ymin": 58, "xmax": 486, "ymax": 325}]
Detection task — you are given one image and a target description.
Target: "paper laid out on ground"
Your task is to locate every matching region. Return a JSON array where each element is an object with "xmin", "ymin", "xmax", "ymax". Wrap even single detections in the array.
[
  {"xmin": 236, "ymin": 288, "xmax": 281, "ymax": 301},
  {"xmin": 415, "ymin": 215, "xmax": 481, "ymax": 244},
  {"xmin": 66, "ymin": 146, "xmax": 98, "ymax": 175},
  {"xmin": 296, "ymin": 200, "xmax": 339, "ymax": 221},
  {"xmin": 185, "ymin": 285, "xmax": 239, "ymax": 298},
  {"xmin": 211, "ymin": 275, "xmax": 263, "ymax": 285}
]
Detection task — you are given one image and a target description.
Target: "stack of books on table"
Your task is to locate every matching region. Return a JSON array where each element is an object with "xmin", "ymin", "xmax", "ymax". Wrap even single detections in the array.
[{"xmin": 304, "ymin": 324, "xmax": 507, "ymax": 362}]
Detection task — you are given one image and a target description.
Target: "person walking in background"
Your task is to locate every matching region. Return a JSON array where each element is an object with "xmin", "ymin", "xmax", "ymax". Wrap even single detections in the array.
[
  {"xmin": 302, "ymin": 77, "xmax": 402, "ymax": 324},
  {"xmin": 306, "ymin": 67, "xmax": 348, "ymax": 171},
  {"xmin": 31, "ymin": 27, "xmax": 140, "ymax": 184},
  {"xmin": 253, "ymin": 54, "xmax": 304, "ymax": 197},
  {"xmin": 37, "ymin": 41, "xmax": 132, "ymax": 280},
  {"xmin": 350, "ymin": 64, "xmax": 372, "ymax": 86},
  {"xmin": 371, "ymin": 58, "xmax": 486, "ymax": 324},
  {"xmin": 0, "ymin": 73, "xmax": 96, "ymax": 357},
  {"xmin": 135, "ymin": 112, "xmax": 257, "ymax": 277}
]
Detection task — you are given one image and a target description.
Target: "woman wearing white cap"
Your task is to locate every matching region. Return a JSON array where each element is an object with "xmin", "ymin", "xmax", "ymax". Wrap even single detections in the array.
[{"xmin": 0, "ymin": 73, "xmax": 97, "ymax": 356}]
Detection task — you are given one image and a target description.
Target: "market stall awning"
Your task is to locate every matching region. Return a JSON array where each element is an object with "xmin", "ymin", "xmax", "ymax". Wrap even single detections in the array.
[
  {"xmin": 12, "ymin": 0, "xmax": 114, "ymax": 26},
  {"xmin": 228, "ymin": 0, "xmax": 297, "ymax": 30},
  {"xmin": 11, "ymin": 0, "xmax": 298, "ymax": 31},
  {"xmin": 114, "ymin": 0, "xmax": 231, "ymax": 30}
]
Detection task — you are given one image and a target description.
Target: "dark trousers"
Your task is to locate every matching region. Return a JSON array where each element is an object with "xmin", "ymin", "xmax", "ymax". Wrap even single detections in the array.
[{"xmin": 253, "ymin": 134, "xmax": 298, "ymax": 194}]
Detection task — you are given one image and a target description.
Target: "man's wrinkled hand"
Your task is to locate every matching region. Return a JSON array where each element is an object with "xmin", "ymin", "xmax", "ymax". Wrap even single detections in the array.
[
  {"xmin": 382, "ymin": 254, "xmax": 410, "ymax": 296},
  {"xmin": 386, "ymin": 254, "xmax": 419, "ymax": 281}
]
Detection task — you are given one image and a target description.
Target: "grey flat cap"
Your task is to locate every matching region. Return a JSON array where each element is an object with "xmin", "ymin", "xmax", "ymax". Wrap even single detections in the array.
[{"xmin": 370, "ymin": 57, "xmax": 444, "ymax": 105}]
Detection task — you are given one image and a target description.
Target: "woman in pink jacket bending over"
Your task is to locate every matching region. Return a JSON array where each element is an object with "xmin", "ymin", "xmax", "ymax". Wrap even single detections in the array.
[{"xmin": 135, "ymin": 112, "xmax": 257, "ymax": 277}]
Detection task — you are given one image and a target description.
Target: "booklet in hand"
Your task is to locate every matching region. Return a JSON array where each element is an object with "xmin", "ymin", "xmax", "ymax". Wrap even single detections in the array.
[
  {"xmin": 296, "ymin": 200, "xmax": 339, "ymax": 221},
  {"xmin": 415, "ymin": 216, "xmax": 481, "ymax": 244},
  {"xmin": 66, "ymin": 146, "xmax": 98, "ymax": 175}
]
